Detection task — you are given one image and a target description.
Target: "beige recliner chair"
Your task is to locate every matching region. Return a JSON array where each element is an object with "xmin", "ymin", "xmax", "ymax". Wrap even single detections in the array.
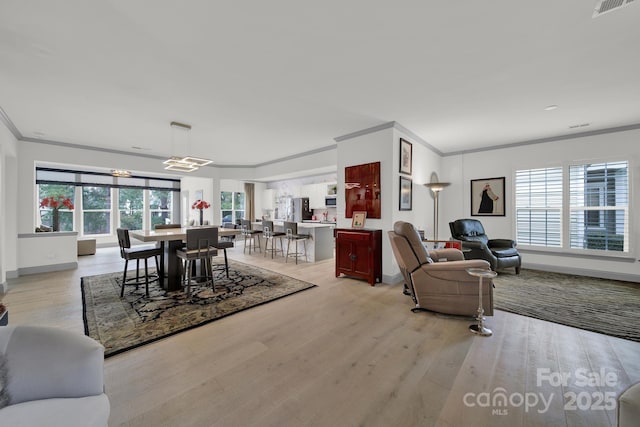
[{"xmin": 388, "ymin": 221, "xmax": 495, "ymax": 316}]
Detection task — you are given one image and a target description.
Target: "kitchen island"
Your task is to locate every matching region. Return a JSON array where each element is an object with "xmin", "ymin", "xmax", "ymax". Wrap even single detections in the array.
[{"xmin": 253, "ymin": 221, "xmax": 335, "ymax": 262}]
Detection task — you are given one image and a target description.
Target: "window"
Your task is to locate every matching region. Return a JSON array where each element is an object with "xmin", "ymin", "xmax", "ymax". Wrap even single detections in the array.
[
  {"xmin": 38, "ymin": 184, "xmax": 75, "ymax": 231},
  {"xmin": 516, "ymin": 160, "xmax": 629, "ymax": 253},
  {"xmin": 515, "ymin": 167, "xmax": 563, "ymax": 247},
  {"xmin": 82, "ymin": 186, "xmax": 112, "ymax": 235},
  {"xmin": 569, "ymin": 161, "xmax": 628, "ymax": 252},
  {"xmin": 119, "ymin": 188, "xmax": 144, "ymax": 230},
  {"xmin": 149, "ymin": 189, "xmax": 173, "ymax": 229},
  {"xmin": 220, "ymin": 191, "xmax": 245, "ymax": 223},
  {"xmin": 35, "ymin": 167, "xmax": 180, "ymax": 237}
]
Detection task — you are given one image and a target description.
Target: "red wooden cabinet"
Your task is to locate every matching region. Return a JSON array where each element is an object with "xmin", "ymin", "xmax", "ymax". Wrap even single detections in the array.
[{"xmin": 334, "ymin": 228, "xmax": 382, "ymax": 286}]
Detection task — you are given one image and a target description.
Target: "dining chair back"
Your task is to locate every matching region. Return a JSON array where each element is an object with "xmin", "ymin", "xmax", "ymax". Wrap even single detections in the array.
[
  {"xmin": 116, "ymin": 228, "xmax": 162, "ymax": 297},
  {"xmin": 176, "ymin": 227, "xmax": 218, "ymax": 296}
]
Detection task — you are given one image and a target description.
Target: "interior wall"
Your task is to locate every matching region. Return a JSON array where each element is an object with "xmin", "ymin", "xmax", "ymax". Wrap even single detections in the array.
[
  {"xmin": 392, "ymin": 128, "xmax": 442, "ymax": 239},
  {"xmin": 182, "ymin": 176, "xmax": 216, "ymax": 225},
  {"xmin": 253, "ymin": 147, "xmax": 337, "ymax": 181},
  {"xmin": 0, "ymin": 122, "xmax": 18, "ymax": 286},
  {"xmin": 441, "ymin": 128, "xmax": 640, "ymax": 281},
  {"xmin": 336, "ymin": 127, "xmax": 401, "ymax": 283}
]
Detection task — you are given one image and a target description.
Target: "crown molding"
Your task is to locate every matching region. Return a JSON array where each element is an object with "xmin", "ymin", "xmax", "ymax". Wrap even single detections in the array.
[
  {"xmin": 0, "ymin": 105, "xmax": 23, "ymax": 140},
  {"xmin": 442, "ymin": 123, "xmax": 640, "ymax": 157},
  {"xmin": 334, "ymin": 121, "xmax": 443, "ymax": 156}
]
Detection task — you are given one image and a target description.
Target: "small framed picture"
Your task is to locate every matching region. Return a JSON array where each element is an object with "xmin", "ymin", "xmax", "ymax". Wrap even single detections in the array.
[
  {"xmin": 399, "ymin": 138, "xmax": 412, "ymax": 175},
  {"xmin": 399, "ymin": 176, "xmax": 412, "ymax": 211},
  {"xmin": 351, "ymin": 211, "xmax": 367, "ymax": 229},
  {"xmin": 471, "ymin": 177, "xmax": 505, "ymax": 216}
]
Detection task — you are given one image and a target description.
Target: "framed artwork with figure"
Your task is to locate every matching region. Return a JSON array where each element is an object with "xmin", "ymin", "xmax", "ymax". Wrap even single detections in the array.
[{"xmin": 471, "ymin": 177, "xmax": 505, "ymax": 216}]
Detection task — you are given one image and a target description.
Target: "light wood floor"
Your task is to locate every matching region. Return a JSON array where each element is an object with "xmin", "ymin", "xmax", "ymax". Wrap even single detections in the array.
[{"xmin": 3, "ymin": 244, "xmax": 640, "ymax": 427}]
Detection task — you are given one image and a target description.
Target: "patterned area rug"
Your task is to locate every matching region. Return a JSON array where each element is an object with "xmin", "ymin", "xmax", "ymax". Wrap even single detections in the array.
[
  {"xmin": 81, "ymin": 260, "xmax": 316, "ymax": 357},
  {"xmin": 493, "ymin": 269, "xmax": 640, "ymax": 342}
]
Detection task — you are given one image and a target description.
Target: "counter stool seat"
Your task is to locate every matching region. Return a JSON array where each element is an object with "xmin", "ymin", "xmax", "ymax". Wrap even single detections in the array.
[
  {"xmin": 283, "ymin": 221, "xmax": 309, "ymax": 264},
  {"xmin": 262, "ymin": 220, "xmax": 285, "ymax": 259},
  {"xmin": 241, "ymin": 219, "xmax": 262, "ymax": 254},
  {"xmin": 213, "ymin": 240, "xmax": 233, "ymax": 277}
]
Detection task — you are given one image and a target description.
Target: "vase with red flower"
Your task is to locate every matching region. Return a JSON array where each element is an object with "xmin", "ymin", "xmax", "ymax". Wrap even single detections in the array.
[
  {"xmin": 191, "ymin": 199, "xmax": 211, "ymax": 226},
  {"xmin": 40, "ymin": 195, "xmax": 74, "ymax": 231}
]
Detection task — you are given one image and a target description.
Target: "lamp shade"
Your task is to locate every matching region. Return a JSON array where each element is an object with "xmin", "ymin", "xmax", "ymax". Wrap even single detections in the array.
[{"xmin": 423, "ymin": 182, "xmax": 450, "ymax": 193}]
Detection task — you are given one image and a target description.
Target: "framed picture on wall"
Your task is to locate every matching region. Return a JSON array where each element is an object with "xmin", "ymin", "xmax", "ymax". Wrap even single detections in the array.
[
  {"xmin": 194, "ymin": 189, "xmax": 203, "ymax": 200},
  {"xmin": 399, "ymin": 138, "xmax": 412, "ymax": 175},
  {"xmin": 471, "ymin": 177, "xmax": 505, "ymax": 216},
  {"xmin": 345, "ymin": 161, "xmax": 381, "ymax": 218},
  {"xmin": 399, "ymin": 176, "xmax": 412, "ymax": 211},
  {"xmin": 351, "ymin": 211, "xmax": 367, "ymax": 228}
]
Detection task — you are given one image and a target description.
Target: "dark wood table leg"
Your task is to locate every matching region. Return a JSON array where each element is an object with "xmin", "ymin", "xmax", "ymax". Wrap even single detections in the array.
[
  {"xmin": 159, "ymin": 241, "xmax": 166, "ymax": 283},
  {"xmin": 166, "ymin": 239, "xmax": 184, "ymax": 291}
]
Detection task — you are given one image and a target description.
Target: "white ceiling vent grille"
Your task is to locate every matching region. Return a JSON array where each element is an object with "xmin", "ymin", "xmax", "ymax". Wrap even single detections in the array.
[{"xmin": 593, "ymin": 0, "xmax": 636, "ymax": 17}]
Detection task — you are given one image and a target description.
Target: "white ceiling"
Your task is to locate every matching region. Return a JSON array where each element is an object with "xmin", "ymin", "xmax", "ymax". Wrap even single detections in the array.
[{"xmin": 1, "ymin": 1, "xmax": 639, "ymax": 166}]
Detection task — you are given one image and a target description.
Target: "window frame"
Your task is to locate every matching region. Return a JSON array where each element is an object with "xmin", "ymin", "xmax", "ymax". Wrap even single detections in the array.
[
  {"xmin": 220, "ymin": 191, "xmax": 245, "ymax": 223},
  {"xmin": 514, "ymin": 158, "xmax": 632, "ymax": 257},
  {"xmin": 36, "ymin": 166, "xmax": 180, "ymax": 239}
]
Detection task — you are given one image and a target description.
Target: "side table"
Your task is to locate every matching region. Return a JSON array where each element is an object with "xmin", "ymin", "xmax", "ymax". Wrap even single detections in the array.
[{"xmin": 466, "ymin": 268, "xmax": 497, "ymax": 336}]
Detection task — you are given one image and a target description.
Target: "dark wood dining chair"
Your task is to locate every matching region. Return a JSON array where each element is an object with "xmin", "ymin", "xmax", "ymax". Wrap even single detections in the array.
[
  {"xmin": 117, "ymin": 228, "xmax": 163, "ymax": 297},
  {"xmin": 175, "ymin": 227, "xmax": 218, "ymax": 296}
]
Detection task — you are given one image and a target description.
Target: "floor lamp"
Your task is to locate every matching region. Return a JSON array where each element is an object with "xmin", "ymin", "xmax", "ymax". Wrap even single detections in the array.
[{"xmin": 423, "ymin": 174, "xmax": 450, "ymax": 240}]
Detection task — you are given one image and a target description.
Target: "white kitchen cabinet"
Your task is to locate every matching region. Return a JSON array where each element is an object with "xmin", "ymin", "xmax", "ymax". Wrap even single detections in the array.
[
  {"xmin": 262, "ymin": 189, "xmax": 275, "ymax": 210},
  {"xmin": 308, "ymin": 184, "xmax": 326, "ymax": 209}
]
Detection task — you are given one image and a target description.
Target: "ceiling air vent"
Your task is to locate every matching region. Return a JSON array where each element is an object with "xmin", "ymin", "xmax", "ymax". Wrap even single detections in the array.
[{"xmin": 593, "ymin": 0, "xmax": 636, "ymax": 18}]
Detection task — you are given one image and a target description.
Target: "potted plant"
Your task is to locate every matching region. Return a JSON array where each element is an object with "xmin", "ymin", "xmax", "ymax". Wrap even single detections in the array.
[{"xmin": 40, "ymin": 195, "xmax": 74, "ymax": 231}]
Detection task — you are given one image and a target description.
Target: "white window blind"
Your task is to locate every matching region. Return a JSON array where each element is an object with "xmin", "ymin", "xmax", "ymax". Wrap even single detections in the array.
[
  {"xmin": 515, "ymin": 167, "xmax": 563, "ymax": 247},
  {"xmin": 569, "ymin": 161, "xmax": 628, "ymax": 252}
]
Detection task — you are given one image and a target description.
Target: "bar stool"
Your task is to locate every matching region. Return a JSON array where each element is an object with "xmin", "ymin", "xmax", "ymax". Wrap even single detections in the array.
[
  {"xmin": 241, "ymin": 219, "xmax": 261, "ymax": 254},
  {"xmin": 117, "ymin": 228, "xmax": 162, "ymax": 297},
  {"xmin": 212, "ymin": 238, "xmax": 233, "ymax": 278},
  {"xmin": 262, "ymin": 220, "xmax": 285, "ymax": 258},
  {"xmin": 175, "ymin": 227, "xmax": 218, "ymax": 296},
  {"xmin": 283, "ymin": 221, "xmax": 309, "ymax": 264}
]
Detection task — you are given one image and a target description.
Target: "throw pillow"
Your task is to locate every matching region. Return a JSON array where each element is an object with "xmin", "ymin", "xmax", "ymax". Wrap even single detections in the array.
[{"xmin": 0, "ymin": 353, "xmax": 10, "ymax": 408}]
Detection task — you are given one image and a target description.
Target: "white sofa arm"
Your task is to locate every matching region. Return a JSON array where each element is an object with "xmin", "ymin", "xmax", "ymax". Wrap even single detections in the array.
[{"xmin": 0, "ymin": 326, "xmax": 105, "ymax": 405}]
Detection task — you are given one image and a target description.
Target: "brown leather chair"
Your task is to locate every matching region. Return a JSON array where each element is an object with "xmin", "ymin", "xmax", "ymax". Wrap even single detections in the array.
[
  {"xmin": 388, "ymin": 221, "xmax": 494, "ymax": 316},
  {"xmin": 449, "ymin": 218, "xmax": 521, "ymax": 274}
]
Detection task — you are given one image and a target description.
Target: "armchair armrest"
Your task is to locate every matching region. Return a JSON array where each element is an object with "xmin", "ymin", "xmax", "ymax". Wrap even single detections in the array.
[
  {"xmin": 430, "ymin": 248, "xmax": 464, "ymax": 262},
  {"xmin": 461, "ymin": 240, "xmax": 495, "ymax": 258},
  {"xmin": 488, "ymin": 238, "xmax": 517, "ymax": 248},
  {"xmin": 420, "ymin": 259, "xmax": 491, "ymax": 281}
]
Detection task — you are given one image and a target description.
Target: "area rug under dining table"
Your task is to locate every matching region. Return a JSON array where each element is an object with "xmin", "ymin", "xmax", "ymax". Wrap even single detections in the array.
[{"xmin": 81, "ymin": 260, "xmax": 316, "ymax": 357}]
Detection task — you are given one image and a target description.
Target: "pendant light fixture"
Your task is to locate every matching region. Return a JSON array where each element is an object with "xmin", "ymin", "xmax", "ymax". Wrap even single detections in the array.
[{"xmin": 163, "ymin": 121, "xmax": 213, "ymax": 172}]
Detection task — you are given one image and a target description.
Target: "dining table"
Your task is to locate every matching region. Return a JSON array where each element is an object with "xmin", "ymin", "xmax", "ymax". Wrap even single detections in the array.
[{"xmin": 129, "ymin": 226, "xmax": 241, "ymax": 291}]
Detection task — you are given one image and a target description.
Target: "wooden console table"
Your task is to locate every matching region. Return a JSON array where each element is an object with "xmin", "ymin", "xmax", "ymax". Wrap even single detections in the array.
[{"xmin": 334, "ymin": 228, "xmax": 382, "ymax": 286}]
